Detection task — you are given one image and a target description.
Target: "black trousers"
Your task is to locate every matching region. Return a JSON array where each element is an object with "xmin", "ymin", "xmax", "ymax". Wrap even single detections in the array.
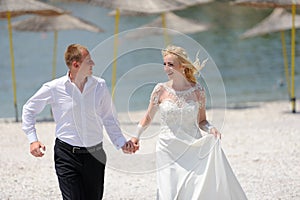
[{"xmin": 54, "ymin": 138, "xmax": 106, "ymax": 200}]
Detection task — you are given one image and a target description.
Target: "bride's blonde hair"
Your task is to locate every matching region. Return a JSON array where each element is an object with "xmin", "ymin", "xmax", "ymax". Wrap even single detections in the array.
[{"xmin": 162, "ymin": 45, "xmax": 206, "ymax": 84}]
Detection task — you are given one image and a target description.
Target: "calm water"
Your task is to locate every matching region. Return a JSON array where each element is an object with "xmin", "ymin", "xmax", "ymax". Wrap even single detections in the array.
[{"xmin": 0, "ymin": 2, "xmax": 299, "ymax": 119}]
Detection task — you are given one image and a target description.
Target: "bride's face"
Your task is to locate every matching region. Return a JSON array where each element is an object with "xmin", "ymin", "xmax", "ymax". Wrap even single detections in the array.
[{"xmin": 163, "ymin": 54, "xmax": 184, "ymax": 79}]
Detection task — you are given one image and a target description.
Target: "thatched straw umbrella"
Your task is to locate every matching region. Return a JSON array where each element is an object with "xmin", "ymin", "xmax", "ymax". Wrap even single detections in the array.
[
  {"xmin": 232, "ymin": 0, "xmax": 300, "ymax": 113},
  {"xmin": 0, "ymin": 0, "xmax": 65, "ymax": 18},
  {"xmin": 125, "ymin": 12, "xmax": 211, "ymax": 41},
  {"xmin": 90, "ymin": 0, "xmax": 186, "ymax": 14},
  {"xmin": 11, "ymin": 14, "xmax": 103, "ymax": 33},
  {"xmin": 0, "ymin": 0, "xmax": 66, "ymax": 122},
  {"xmin": 240, "ymin": 8, "xmax": 300, "ymax": 39},
  {"xmin": 11, "ymin": 14, "xmax": 104, "ymax": 80},
  {"xmin": 109, "ymin": 0, "xmax": 213, "ymax": 42},
  {"xmin": 175, "ymin": 0, "xmax": 213, "ymax": 7},
  {"xmin": 107, "ymin": 0, "xmax": 212, "ymax": 16},
  {"xmin": 233, "ymin": 0, "xmax": 300, "ymax": 8},
  {"xmin": 240, "ymin": 8, "xmax": 300, "ymax": 106}
]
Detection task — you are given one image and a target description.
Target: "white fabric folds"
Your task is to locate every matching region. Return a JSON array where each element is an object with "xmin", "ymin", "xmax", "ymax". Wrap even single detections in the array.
[{"xmin": 156, "ymin": 134, "xmax": 247, "ymax": 200}]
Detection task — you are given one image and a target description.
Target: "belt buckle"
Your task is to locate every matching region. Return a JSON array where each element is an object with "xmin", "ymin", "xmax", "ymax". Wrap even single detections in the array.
[{"xmin": 72, "ymin": 147, "xmax": 80, "ymax": 153}]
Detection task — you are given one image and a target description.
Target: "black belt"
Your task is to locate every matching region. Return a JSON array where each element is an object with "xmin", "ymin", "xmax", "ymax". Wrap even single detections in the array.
[{"xmin": 56, "ymin": 138, "xmax": 103, "ymax": 154}]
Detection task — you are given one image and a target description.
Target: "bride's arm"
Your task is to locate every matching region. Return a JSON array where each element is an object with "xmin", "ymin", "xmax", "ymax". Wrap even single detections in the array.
[
  {"xmin": 196, "ymin": 88, "xmax": 221, "ymax": 138},
  {"xmin": 131, "ymin": 84, "xmax": 162, "ymax": 146},
  {"xmin": 198, "ymin": 103, "xmax": 213, "ymax": 133},
  {"xmin": 135, "ymin": 102, "xmax": 158, "ymax": 139}
]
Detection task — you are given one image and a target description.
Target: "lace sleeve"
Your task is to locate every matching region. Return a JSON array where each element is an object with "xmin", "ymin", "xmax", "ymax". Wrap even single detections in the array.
[
  {"xmin": 150, "ymin": 83, "xmax": 163, "ymax": 106},
  {"xmin": 195, "ymin": 83, "xmax": 206, "ymax": 109}
]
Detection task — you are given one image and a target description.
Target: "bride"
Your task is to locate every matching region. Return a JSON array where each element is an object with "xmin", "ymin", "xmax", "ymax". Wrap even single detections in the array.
[{"xmin": 131, "ymin": 45, "xmax": 247, "ymax": 200}]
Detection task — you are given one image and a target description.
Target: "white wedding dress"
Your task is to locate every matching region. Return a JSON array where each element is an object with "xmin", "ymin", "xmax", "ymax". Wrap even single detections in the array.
[{"xmin": 151, "ymin": 83, "xmax": 247, "ymax": 200}]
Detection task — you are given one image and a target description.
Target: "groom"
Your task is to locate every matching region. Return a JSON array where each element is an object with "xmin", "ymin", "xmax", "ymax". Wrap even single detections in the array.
[{"xmin": 22, "ymin": 44, "xmax": 137, "ymax": 199}]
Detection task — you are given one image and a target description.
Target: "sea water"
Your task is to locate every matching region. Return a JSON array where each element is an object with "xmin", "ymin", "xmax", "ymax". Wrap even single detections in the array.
[{"xmin": 0, "ymin": 2, "xmax": 299, "ymax": 119}]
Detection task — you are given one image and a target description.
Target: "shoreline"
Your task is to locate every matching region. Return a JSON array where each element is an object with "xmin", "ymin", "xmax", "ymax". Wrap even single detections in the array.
[
  {"xmin": 1, "ymin": 100, "xmax": 299, "ymax": 199},
  {"xmin": 1, "ymin": 99, "xmax": 298, "ymax": 124}
]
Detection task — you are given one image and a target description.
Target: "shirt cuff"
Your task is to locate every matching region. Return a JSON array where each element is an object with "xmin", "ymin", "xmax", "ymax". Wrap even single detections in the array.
[
  {"xmin": 115, "ymin": 137, "xmax": 127, "ymax": 150},
  {"xmin": 27, "ymin": 131, "xmax": 38, "ymax": 144}
]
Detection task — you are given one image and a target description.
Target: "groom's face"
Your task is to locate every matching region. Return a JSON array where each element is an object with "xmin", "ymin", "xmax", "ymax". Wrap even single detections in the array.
[{"xmin": 78, "ymin": 49, "xmax": 95, "ymax": 77}]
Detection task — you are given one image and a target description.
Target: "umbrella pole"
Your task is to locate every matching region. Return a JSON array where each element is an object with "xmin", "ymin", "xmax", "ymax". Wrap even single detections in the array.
[
  {"xmin": 50, "ymin": 31, "xmax": 58, "ymax": 119},
  {"xmin": 52, "ymin": 31, "xmax": 58, "ymax": 80},
  {"xmin": 7, "ymin": 11, "xmax": 18, "ymax": 122},
  {"xmin": 161, "ymin": 13, "xmax": 170, "ymax": 47},
  {"xmin": 111, "ymin": 8, "xmax": 120, "ymax": 100},
  {"xmin": 280, "ymin": 31, "xmax": 291, "ymax": 97},
  {"xmin": 291, "ymin": 5, "xmax": 296, "ymax": 113}
]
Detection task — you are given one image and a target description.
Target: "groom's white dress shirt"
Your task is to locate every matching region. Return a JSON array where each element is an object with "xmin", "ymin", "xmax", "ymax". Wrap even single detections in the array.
[{"xmin": 22, "ymin": 73, "xmax": 126, "ymax": 149}]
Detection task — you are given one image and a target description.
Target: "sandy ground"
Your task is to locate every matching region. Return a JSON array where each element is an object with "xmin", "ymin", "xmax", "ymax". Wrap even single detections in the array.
[{"xmin": 0, "ymin": 100, "xmax": 299, "ymax": 200}]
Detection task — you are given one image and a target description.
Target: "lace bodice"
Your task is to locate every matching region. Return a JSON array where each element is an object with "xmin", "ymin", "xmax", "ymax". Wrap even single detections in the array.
[{"xmin": 150, "ymin": 82, "xmax": 205, "ymax": 139}]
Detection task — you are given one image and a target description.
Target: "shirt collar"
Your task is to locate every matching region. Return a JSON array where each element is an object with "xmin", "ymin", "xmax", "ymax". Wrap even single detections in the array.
[
  {"xmin": 65, "ymin": 71, "xmax": 71, "ymax": 83},
  {"xmin": 64, "ymin": 71, "xmax": 93, "ymax": 85}
]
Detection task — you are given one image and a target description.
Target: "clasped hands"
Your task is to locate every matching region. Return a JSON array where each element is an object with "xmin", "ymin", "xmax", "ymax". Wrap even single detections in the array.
[{"xmin": 121, "ymin": 137, "xmax": 139, "ymax": 154}]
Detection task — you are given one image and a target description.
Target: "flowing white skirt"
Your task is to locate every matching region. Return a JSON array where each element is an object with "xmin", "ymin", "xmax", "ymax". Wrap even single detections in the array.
[{"xmin": 156, "ymin": 134, "xmax": 247, "ymax": 200}]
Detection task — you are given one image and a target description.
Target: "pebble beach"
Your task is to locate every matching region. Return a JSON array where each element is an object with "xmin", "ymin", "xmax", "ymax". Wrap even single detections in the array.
[{"xmin": 0, "ymin": 100, "xmax": 299, "ymax": 200}]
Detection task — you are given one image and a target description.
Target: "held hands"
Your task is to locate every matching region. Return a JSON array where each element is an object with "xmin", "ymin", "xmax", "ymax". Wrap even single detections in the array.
[
  {"xmin": 122, "ymin": 123, "xmax": 144, "ymax": 154},
  {"xmin": 121, "ymin": 139, "xmax": 139, "ymax": 154},
  {"xmin": 130, "ymin": 137, "xmax": 139, "ymax": 151},
  {"xmin": 30, "ymin": 141, "xmax": 46, "ymax": 157}
]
